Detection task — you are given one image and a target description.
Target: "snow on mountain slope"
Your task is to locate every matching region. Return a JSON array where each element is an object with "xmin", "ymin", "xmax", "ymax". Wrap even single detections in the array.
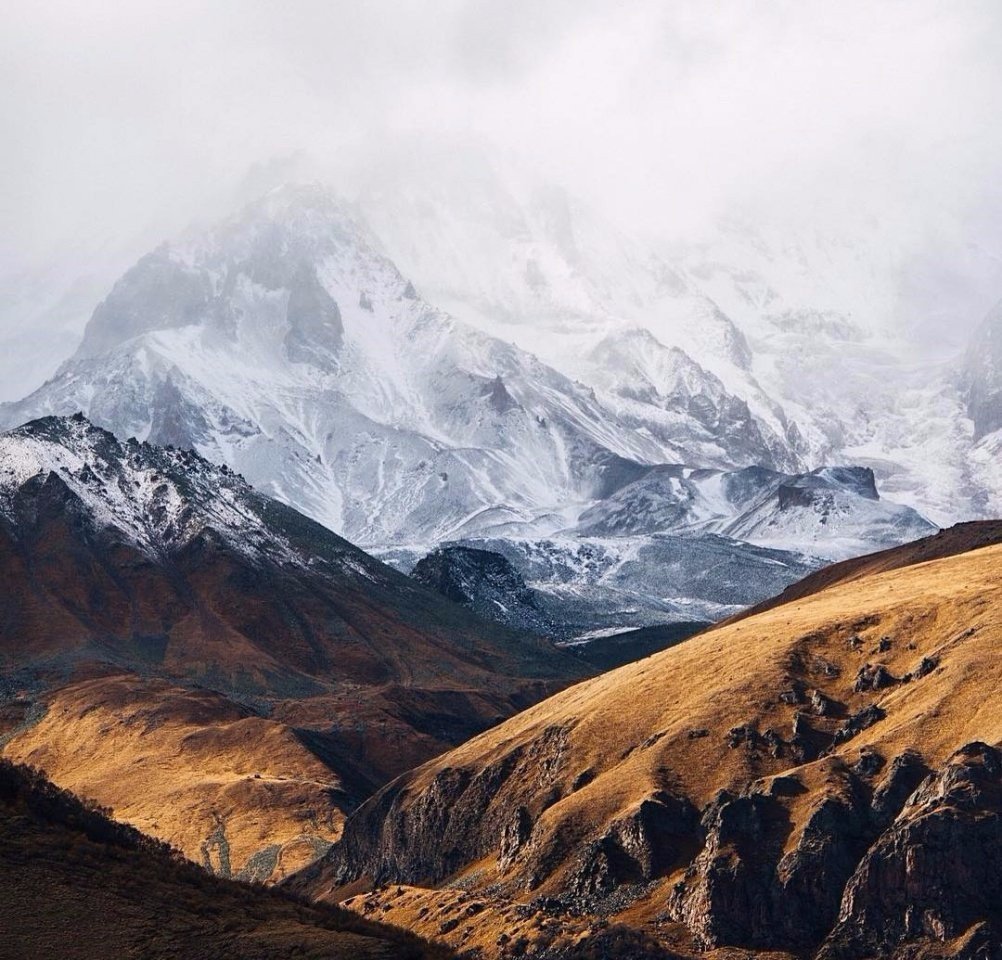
[
  {"xmin": 0, "ymin": 179, "xmax": 945, "ymax": 631},
  {"xmin": 350, "ymin": 141, "xmax": 781, "ymax": 431},
  {"xmin": 0, "ymin": 184, "xmax": 829, "ymax": 553},
  {"xmin": 582, "ymin": 327, "xmax": 802, "ymax": 471},
  {"xmin": 575, "ymin": 463, "xmax": 935, "ymax": 560},
  {"xmin": 401, "ymin": 532, "xmax": 819, "ymax": 635},
  {"xmin": 350, "ymin": 143, "xmax": 1000, "ymax": 529},
  {"xmin": 0, "ymin": 412, "xmax": 301, "ymax": 565},
  {"xmin": 2, "ymin": 185, "xmax": 692, "ymax": 547}
]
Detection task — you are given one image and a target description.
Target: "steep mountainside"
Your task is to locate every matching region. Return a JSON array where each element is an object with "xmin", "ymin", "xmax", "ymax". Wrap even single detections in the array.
[
  {"xmin": 0, "ymin": 414, "xmax": 583, "ymax": 879},
  {"xmin": 298, "ymin": 523, "xmax": 1002, "ymax": 959},
  {"xmin": 0, "ymin": 182, "xmax": 937, "ymax": 630},
  {"xmin": 0, "ymin": 760, "xmax": 450, "ymax": 960}
]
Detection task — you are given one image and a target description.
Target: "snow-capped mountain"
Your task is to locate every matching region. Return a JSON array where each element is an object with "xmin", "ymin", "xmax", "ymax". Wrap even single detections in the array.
[
  {"xmin": 0, "ymin": 412, "xmax": 304, "ymax": 566},
  {"xmin": 1, "ymin": 184, "xmax": 813, "ymax": 548},
  {"xmin": 395, "ymin": 463, "xmax": 931, "ymax": 635},
  {"xmin": 400, "ymin": 532, "xmax": 818, "ymax": 634},
  {"xmin": 0, "ymin": 180, "xmax": 942, "ymax": 631},
  {"xmin": 352, "ymin": 141, "xmax": 797, "ymax": 456},
  {"xmin": 3, "ymin": 185, "xmax": 677, "ymax": 546},
  {"xmin": 347, "ymin": 141, "xmax": 1002, "ymax": 531}
]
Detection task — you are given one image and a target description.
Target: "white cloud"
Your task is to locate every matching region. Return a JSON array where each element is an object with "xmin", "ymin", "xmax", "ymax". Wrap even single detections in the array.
[{"xmin": 2, "ymin": 0, "xmax": 1002, "ymax": 330}]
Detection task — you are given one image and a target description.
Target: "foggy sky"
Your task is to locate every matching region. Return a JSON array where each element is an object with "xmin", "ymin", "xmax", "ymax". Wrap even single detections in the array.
[{"xmin": 4, "ymin": 1, "xmax": 1002, "ymax": 340}]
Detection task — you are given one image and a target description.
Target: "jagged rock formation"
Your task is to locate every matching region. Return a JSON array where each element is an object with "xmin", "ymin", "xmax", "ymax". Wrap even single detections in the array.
[
  {"xmin": 574, "ymin": 463, "xmax": 934, "ymax": 557},
  {"xmin": 296, "ymin": 522, "xmax": 1002, "ymax": 959},
  {"xmin": 411, "ymin": 546, "xmax": 554, "ymax": 636},
  {"xmin": 0, "ymin": 415, "xmax": 583, "ymax": 880}
]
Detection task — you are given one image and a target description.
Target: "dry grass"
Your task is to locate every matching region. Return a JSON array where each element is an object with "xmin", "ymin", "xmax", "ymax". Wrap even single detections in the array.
[
  {"xmin": 3, "ymin": 676, "xmax": 343, "ymax": 879},
  {"xmin": 331, "ymin": 537, "xmax": 1002, "ymax": 956}
]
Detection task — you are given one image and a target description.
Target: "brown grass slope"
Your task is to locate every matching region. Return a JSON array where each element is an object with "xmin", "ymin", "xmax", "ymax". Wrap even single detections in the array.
[
  {"xmin": 0, "ymin": 417, "xmax": 586, "ymax": 879},
  {"xmin": 299, "ymin": 523, "xmax": 1002, "ymax": 959},
  {"xmin": 735, "ymin": 519, "xmax": 1002, "ymax": 619},
  {"xmin": 0, "ymin": 759, "xmax": 453, "ymax": 960}
]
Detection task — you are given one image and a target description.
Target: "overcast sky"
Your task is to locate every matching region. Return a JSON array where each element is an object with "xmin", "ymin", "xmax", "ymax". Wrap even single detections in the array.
[{"xmin": 4, "ymin": 1, "xmax": 1002, "ymax": 325}]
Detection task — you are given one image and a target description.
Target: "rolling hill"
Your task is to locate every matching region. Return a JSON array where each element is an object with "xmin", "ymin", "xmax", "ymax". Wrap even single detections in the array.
[{"xmin": 298, "ymin": 522, "xmax": 1002, "ymax": 959}]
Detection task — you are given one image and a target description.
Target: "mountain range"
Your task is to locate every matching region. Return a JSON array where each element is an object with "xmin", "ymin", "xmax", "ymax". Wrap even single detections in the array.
[
  {"xmin": 1, "ymin": 150, "xmax": 1001, "ymax": 959},
  {"xmin": 0, "ymin": 166, "xmax": 970, "ymax": 634}
]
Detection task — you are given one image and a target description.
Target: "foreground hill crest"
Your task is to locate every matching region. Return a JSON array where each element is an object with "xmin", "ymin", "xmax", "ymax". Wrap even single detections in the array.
[{"xmin": 298, "ymin": 523, "xmax": 1002, "ymax": 959}]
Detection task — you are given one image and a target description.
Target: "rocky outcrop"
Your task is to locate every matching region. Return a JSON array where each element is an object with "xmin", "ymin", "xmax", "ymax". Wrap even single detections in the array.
[
  {"xmin": 310, "ymin": 738, "xmax": 1000, "ymax": 957},
  {"xmin": 666, "ymin": 753, "xmax": 931, "ymax": 952},
  {"xmin": 569, "ymin": 793, "xmax": 700, "ymax": 897},
  {"xmin": 820, "ymin": 743, "xmax": 1002, "ymax": 959},
  {"xmin": 305, "ymin": 725, "xmax": 574, "ymax": 891},
  {"xmin": 284, "ymin": 262, "xmax": 343, "ymax": 364},
  {"xmin": 316, "ymin": 745, "xmax": 997, "ymax": 953},
  {"xmin": 411, "ymin": 545, "xmax": 554, "ymax": 636}
]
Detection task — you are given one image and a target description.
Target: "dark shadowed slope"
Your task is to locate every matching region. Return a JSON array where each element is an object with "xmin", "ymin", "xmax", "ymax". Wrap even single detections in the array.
[{"xmin": 0, "ymin": 759, "xmax": 452, "ymax": 960}]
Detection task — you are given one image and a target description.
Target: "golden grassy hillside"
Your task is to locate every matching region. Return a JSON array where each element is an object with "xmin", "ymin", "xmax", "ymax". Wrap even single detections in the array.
[
  {"xmin": 303, "ymin": 528, "xmax": 1002, "ymax": 958},
  {"xmin": 3, "ymin": 675, "xmax": 345, "ymax": 879}
]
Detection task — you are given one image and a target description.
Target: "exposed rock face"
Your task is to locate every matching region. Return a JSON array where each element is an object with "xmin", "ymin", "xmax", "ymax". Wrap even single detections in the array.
[
  {"xmin": 307, "ymin": 724, "xmax": 573, "ymax": 890},
  {"xmin": 569, "ymin": 793, "xmax": 700, "ymax": 897},
  {"xmin": 411, "ymin": 545, "xmax": 554, "ymax": 636},
  {"xmin": 284, "ymin": 262, "xmax": 343, "ymax": 364},
  {"xmin": 668, "ymin": 757, "xmax": 932, "ymax": 952},
  {"xmin": 821, "ymin": 743, "xmax": 1002, "ymax": 959}
]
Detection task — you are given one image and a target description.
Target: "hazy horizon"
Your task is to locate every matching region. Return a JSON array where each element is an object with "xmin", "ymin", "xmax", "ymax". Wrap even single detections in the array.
[{"xmin": 4, "ymin": 0, "xmax": 1002, "ymax": 400}]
